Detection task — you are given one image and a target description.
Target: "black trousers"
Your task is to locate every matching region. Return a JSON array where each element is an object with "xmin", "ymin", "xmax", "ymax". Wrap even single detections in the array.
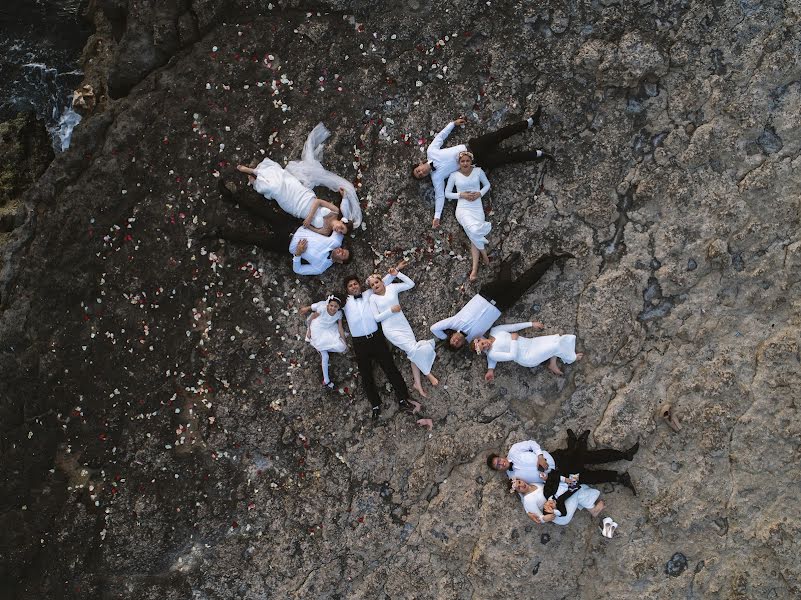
[
  {"xmin": 351, "ymin": 330, "xmax": 409, "ymax": 409},
  {"xmin": 544, "ymin": 443, "xmax": 627, "ymax": 498},
  {"xmin": 469, "ymin": 120, "xmax": 544, "ymax": 171},
  {"xmin": 479, "ymin": 254, "xmax": 557, "ymax": 313},
  {"xmin": 216, "ymin": 180, "xmax": 299, "ymax": 253}
]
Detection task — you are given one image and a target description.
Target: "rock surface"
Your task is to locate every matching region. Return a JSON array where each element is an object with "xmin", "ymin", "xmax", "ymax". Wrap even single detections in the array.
[{"xmin": 2, "ymin": 1, "xmax": 800, "ymax": 598}]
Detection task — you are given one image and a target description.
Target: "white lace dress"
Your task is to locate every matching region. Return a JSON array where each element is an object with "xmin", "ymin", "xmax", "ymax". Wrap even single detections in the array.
[{"xmin": 369, "ymin": 273, "xmax": 436, "ymax": 375}]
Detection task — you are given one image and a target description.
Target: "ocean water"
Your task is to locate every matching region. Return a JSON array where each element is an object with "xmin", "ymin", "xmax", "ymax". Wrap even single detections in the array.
[{"xmin": 0, "ymin": 0, "xmax": 91, "ymax": 150}]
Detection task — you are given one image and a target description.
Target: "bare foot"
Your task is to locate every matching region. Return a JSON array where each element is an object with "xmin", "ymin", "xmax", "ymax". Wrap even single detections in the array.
[
  {"xmin": 468, "ymin": 271, "xmax": 478, "ymax": 282},
  {"xmin": 416, "ymin": 418, "xmax": 433, "ymax": 430},
  {"xmin": 575, "ymin": 352, "xmax": 584, "ymax": 361},
  {"xmin": 482, "ymin": 255, "xmax": 490, "ymax": 266},
  {"xmin": 413, "ymin": 383, "xmax": 428, "ymax": 398},
  {"xmin": 589, "ymin": 500, "xmax": 605, "ymax": 517},
  {"xmin": 547, "ymin": 357, "xmax": 563, "ymax": 376},
  {"xmin": 427, "ymin": 374, "xmax": 439, "ymax": 387}
]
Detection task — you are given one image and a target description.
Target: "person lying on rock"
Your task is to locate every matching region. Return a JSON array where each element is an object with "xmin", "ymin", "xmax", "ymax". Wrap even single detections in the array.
[
  {"xmin": 299, "ymin": 294, "xmax": 347, "ymax": 391},
  {"xmin": 471, "ymin": 323, "xmax": 583, "ymax": 381},
  {"xmin": 487, "ymin": 430, "xmax": 639, "ymax": 496},
  {"xmin": 444, "ymin": 150, "xmax": 492, "ymax": 281},
  {"xmin": 236, "ymin": 123, "xmax": 363, "ymax": 227},
  {"xmin": 510, "ymin": 477, "xmax": 606, "ymax": 526},
  {"xmin": 430, "ymin": 252, "xmax": 569, "ymax": 350},
  {"xmin": 341, "ymin": 264, "xmax": 422, "ymax": 421},
  {"xmin": 210, "ymin": 178, "xmax": 351, "ymax": 276},
  {"xmin": 412, "ymin": 108, "xmax": 553, "ymax": 229}
]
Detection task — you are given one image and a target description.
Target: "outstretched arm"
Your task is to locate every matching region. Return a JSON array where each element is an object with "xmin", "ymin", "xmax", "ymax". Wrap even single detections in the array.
[
  {"xmin": 430, "ymin": 316, "xmax": 456, "ymax": 340},
  {"xmin": 492, "ymin": 322, "xmax": 535, "ymax": 334},
  {"xmin": 237, "ymin": 164, "xmax": 256, "ymax": 175},
  {"xmin": 429, "ymin": 121, "xmax": 457, "ymax": 151}
]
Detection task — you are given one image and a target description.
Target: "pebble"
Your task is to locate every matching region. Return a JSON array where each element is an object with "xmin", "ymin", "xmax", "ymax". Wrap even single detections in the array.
[{"xmin": 687, "ymin": 258, "xmax": 697, "ymax": 271}]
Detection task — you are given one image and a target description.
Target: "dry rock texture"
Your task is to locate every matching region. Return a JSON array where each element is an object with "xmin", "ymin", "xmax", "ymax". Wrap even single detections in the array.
[{"xmin": 2, "ymin": 0, "xmax": 800, "ymax": 598}]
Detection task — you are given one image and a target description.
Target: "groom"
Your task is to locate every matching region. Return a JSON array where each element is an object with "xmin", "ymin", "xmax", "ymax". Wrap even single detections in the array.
[{"xmin": 412, "ymin": 109, "xmax": 554, "ymax": 228}]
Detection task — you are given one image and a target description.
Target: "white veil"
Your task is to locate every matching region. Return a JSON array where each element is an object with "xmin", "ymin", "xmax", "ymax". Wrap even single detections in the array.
[{"xmin": 286, "ymin": 123, "xmax": 363, "ymax": 227}]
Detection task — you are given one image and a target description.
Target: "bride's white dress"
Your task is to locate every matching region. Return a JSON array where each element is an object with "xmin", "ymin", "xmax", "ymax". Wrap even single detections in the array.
[
  {"xmin": 369, "ymin": 272, "xmax": 436, "ymax": 375},
  {"xmin": 485, "ymin": 323, "xmax": 577, "ymax": 370},
  {"xmin": 250, "ymin": 123, "xmax": 363, "ymax": 227},
  {"xmin": 445, "ymin": 167, "xmax": 491, "ymax": 249},
  {"xmin": 520, "ymin": 482, "xmax": 600, "ymax": 526}
]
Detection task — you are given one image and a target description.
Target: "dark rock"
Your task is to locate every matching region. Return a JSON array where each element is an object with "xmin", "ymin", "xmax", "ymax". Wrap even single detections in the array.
[
  {"xmin": 687, "ymin": 258, "xmax": 698, "ymax": 271},
  {"xmin": 540, "ymin": 533, "xmax": 551, "ymax": 545},
  {"xmin": 757, "ymin": 127, "xmax": 783, "ymax": 155},
  {"xmin": 665, "ymin": 552, "xmax": 688, "ymax": 577}
]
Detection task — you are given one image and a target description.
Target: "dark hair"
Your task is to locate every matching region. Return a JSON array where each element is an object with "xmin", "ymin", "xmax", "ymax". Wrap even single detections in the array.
[
  {"xmin": 327, "ymin": 294, "xmax": 343, "ymax": 307},
  {"xmin": 342, "ymin": 220, "xmax": 355, "ymax": 235},
  {"xmin": 338, "ymin": 245, "xmax": 353, "ymax": 266},
  {"xmin": 487, "ymin": 453, "xmax": 500, "ymax": 470},
  {"xmin": 411, "ymin": 162, "xmax": 420, "ymax": 178},
  {"xmin": 445, "ymin": 330, "xmax": 467, "ymax": 352},
  {"xmin": 343, "ymin": 274, "xmax": 360, "ymax": 289}
]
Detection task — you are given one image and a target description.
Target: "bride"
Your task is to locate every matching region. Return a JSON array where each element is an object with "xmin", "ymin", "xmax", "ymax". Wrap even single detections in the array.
[
  {"xmin": 510, "ymin": 478, "xmax": 605, "ymax": 526},
  {"xmin": 367, "ymin": 270, "xmax": 439, "ymax": 398},
  {"xmin": 444, "ymin": 151, "xmax": 491, "ymax": 281},
  {"xmin": 235, "ymin": 123, "xmax": 363, "ymax": 228},
  {"xmin": 471, "ymin": 321, "xmax": 583, "ymax": 381}
]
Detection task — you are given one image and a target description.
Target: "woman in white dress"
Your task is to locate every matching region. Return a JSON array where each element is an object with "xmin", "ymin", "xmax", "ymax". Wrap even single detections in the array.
[
  {"xmin": 470, "ymin": 321, "xmax": 583, "ymax": 381},
  {"xmin": 235, "ymin": 123, "xmax": 363, "ymax": 228},
  {"xmin": 444, "ymin": 151, "xmax": 492, "ymax": 281},
  {"xmin": 367, "ymin": 271, "xmax": 439, "ymax": 397},
  {"xmin": 299, "ymin": 295, "xmax": 347, "ymax": 390},
  {"xmin": 510, "ymin": 478, "xmax": 605, "ymax": 526}
]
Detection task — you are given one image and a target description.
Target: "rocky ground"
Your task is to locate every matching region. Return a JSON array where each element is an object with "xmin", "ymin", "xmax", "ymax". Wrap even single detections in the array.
[{"xmin": 1, "ymin": 0, "xmax": 800, "ymax": 598}]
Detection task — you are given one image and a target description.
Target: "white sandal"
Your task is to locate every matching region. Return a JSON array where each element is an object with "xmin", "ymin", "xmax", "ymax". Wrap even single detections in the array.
[
  {"xmin": 609, "ymin": 520, "xmax": 619, "ymax": 537},
  {"xmin": 600, "ymin": 517, "xmax": 614, "ymax": 538}
]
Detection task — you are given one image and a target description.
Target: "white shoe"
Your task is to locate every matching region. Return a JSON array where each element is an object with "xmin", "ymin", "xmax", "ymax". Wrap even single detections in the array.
[
  {"xmin": 600, "ymin": 517, "xmax": 614, "ymax": 538},
  {"xmin": 610, "ymin": 521, "xmax": 619, "ymax": 537}
]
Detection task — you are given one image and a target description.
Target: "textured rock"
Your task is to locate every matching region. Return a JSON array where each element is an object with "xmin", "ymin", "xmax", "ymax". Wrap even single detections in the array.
[{"xmin": 2, "ymin": 1, "xmax": 801, "ymax": 599}]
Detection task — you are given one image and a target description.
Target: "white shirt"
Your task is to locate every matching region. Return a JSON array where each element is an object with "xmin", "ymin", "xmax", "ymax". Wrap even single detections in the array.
[
  {"xmin": 506, "ymin": 440, "xmax": 547, "ymax": 484},
  {"xmin": 342, "ymin": 274, "xmax": 394, "ymax": 337},
  {"xmin": 288, "ymin": 227, "xmax": 343, "ymax": 276},
  {"xmin": 251, "ymin": 158, "xmax": 317, "ymax": 220},
  {"xmin": 430, "ymin": 294, "xmax": 501, "ymax": 342},
  {"xmin": 427, "ymin": 122, "xmax": 467, "ymax": 220}
]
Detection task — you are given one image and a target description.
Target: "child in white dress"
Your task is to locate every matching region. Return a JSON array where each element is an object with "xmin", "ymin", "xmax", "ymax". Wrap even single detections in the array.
[
  {"xmin": 367, "ymin": 271, "xmax": 439, "ymax": 398},
  {"xmin": 300, "ymin": 295, "xmax": 347, "ymax": 390}
]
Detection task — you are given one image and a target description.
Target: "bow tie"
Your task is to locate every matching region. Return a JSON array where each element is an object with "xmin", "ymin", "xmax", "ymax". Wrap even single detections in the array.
[
  {"xmin": 353, "ymin": 294, "xmax": 363, "ymax": 300},
  {"xmin": 430, "ymin": 162, "xmax": 436, "ymax": 172}
]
